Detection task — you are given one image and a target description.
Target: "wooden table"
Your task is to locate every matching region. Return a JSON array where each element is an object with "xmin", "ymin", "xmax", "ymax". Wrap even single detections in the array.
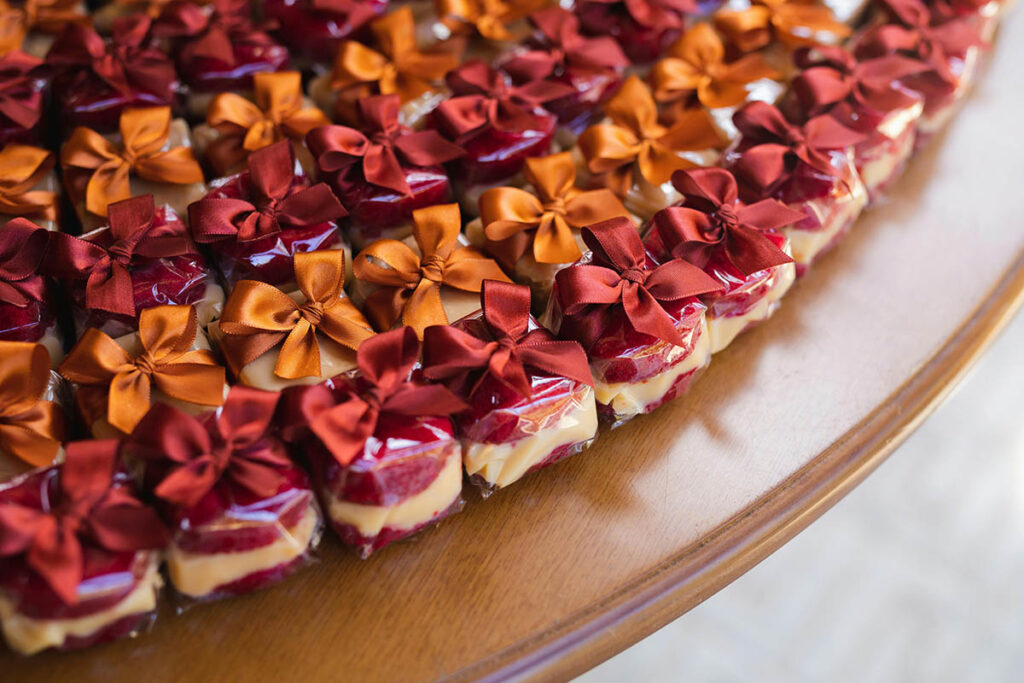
[{"xmin": 7, "ymin": 12, "xmax": 1024, "ymax": 682}]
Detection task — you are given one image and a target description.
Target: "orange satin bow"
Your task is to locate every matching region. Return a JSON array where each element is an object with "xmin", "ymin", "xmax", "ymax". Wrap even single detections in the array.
[
  {"xmin": 650, "ymin": 23, "xmax": 779, "ymax": 110},
  {"xmin": 0, "ymin": 342, "xmax": 65, "ymax": 467},
  {"xmin": 219, "ymin": 249, "xmax": 376, "ymax": 380},
  {"xmin": 578, "ymin": 76, "xmax": 725, "ymax": 197},
  {"xmin": 58, "ymin": 305, "xmax": 225, "ymax": 434},
  {"xmin": 436, "ymin": 0, "xmax": 545, "ymax": 41},
  {"xmin": 0, "ymin": 144, "xmax": 57, "ymax": 222},
  {"xmin": 713, "ymin": 0, "xmax": 850, "ymax": 54},
  {"xmin": 479, "ymin": 151, "xmax": 631, "ymax": 266},
  {"xmin": 354, "ymin": 203, "xmax": 511, "ymax": 337},
  {"xmin": 60, "ymin": 106, "xmax": 204, "ymax": 218},
  {"xmin": 0, "ymin": 0, "xmax": 86, "ymax": 56},
  {"xmin": 206, "ymin": 71, "xmax": 331, "ymax": 175},
  {"xmin": 330, "ymin": 6, "xmax": 461, "ymax": 103}
]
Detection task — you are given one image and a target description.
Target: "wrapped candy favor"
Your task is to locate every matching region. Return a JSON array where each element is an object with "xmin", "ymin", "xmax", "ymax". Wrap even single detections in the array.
[
  {"xmin": 0, "ymin": 341, "xmax": 66, "ymax": 479},
  {"xmin": 0, "ymin": 219, "xmax": 62, "ymax": 361},
  {"xmin": 260, "ymin": 0, "xmax": 386, "ymax": 66},
  {"xmin": 574, "ymin": 0, "xmax": 691, "ymax": 64}
]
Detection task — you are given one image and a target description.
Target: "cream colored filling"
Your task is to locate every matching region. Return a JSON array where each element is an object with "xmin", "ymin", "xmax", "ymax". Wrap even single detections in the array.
[
  {"xmin": 784, "ymin": 177, "xmax": 868, "ymax": 267},
  {"xmin": 166, "ymin": 504, "xmax": 320, "ymax": 598},
  {"xmin": 326, "ymin": 444, "xmax": 462, "ymax": 538},
  {"xmin": 707, "ymin": 261, "xmax": 795, "ymax": 354},
  {"xmin": 0, "ymin": 557, "xmax": 161, "ymax": 656},
  {"xmin": 463, "ymin": 387, "xmax": 598, "ymax": 489}
]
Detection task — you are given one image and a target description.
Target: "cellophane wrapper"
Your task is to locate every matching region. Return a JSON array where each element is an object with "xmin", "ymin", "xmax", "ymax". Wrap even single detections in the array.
[
  {"xmin": 0, "ymin": 280, "xmax": 63, "ymax": 364},
  {"xmin": 836, "ymin": 98, "xmax": 924, "ymax": 200}
]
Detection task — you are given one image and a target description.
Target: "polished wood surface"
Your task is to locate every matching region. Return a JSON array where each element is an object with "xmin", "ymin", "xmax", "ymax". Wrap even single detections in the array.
[{"xmin": 6, "ymin": 13, "xmax": 1024, "ymax": 682}]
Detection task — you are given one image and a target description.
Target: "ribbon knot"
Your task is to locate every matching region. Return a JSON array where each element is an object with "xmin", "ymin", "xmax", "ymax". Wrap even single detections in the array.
[
  {"xmin": 298, "ymin": 301, "xmax": 325, "ymax": 327},
  {"xmin": 0, "ymin": 341, "xmax": 66, "ymax": 467},
  {"xmin": 621, "ymin": 266, "xmax": 648, "ymax": 285}
]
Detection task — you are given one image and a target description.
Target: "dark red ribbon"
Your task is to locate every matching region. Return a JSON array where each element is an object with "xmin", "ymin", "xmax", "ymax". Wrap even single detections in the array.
[
  {"xmin": 0, "ymin": 218, "xmax": 49, "ymax": 307},
  {"xmin": 45, "ymin": 195, "xmax": 198, "ymax": 316},
  {"xmin": 0, "ymin": 439, "xmax": 168, "ymax": 606},
  {"xmin": 153, "ymin": 0, "xmax": 278, "ymax": 67},
  {"xmin": 731, "ymin": 101, "xmax": 866, "ymax": 198},
  {"xmin": 279, "ymin": 327, "xmax": 467, "ymax": 467},
  {"xmin": 306, "ymin": 94, "xmax": 464, "ymax": 196},
  {"xmin": 190, "ymin": 140, "xmax": 345, "ymax": 244},
  {"xmin": 504, "ymin": 7, "xmax": 627, "ymax": 80},
  {"xmin": 583, "ymin": 0, "xmax": 696, "ymax": 29},
  {"xmin": 554, "ymin": 217, "xmax": 723, "ymax": 350},
  {"xmin": 124, "ymin": 386, "xmax": 293, "ymax": 509},
  {"xmin": 0, "ymin": 50, "xmax": 45, "ymax": 130},
  {"xmin": 422, "ymin": 279, "xmax": 593, "ymax": 399},
  {"xmin": 652, "ymin": 168, "xmax": 802, "ymax": 277}
]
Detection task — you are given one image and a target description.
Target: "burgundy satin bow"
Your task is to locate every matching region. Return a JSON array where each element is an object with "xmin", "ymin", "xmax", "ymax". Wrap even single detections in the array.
[
  {"xmin": 652, "ymin": 168, "xmax": 803, "ymax": 276},
  {"xmin": 0, "ymin": 218, "xmax": 49, "ymax": 306},
  {"xmin": 731, "ymin": 101, "xmax": 865, "ymax": 198},
  {"xmin": 583, "ymin": 0, "xmax": 696, "ymax": 29},
  {"xmin": 153, "ymin": 0, "xmax": 277, "ymax": 67},
  {"xmin": 46, "ymin": 17, "xmax": 176, "ymax": 99},
  {"xmin": 279, "ymin": 327, "xmax": 467, "ymax": 466},
  {"xmin": 554, "ymin": 217, "xmax": 723, "ymax": 350},
  {"xmin": 306, "ymin": 94, "xmax": 464, "ymax": 196},
  {"xmin": 0, "ymin": 50, "xmax": 45, "ymax": 130},
  {"xmin": 435, "ymin": 61, "xmax": 574, "ymax": 143},
  {"xmin": 124, "ymin": 386, "xmax": 293, "ymax": 509},
  {"xmin": 422, "ymin": 280, "xmax": 593, "ymax": 398},
  {"xmin": 190, "ymin": 140, "xmax": 345, "ymax": 244},
  {"xmin": 0, "ymin": 439, "xmax": 168, "ymax": 606},
  {"xmin": 46, "ymin": 195, "xmax": 197, "ymax": 316},
  {"xmin": 503, "ymin": 6, "xmax": 627, "ymax": 81}
]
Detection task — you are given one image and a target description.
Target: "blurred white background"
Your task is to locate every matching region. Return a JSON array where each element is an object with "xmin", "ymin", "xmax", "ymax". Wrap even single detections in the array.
[{"xmin": 580, "ymin": 310, "xmax": 1024, "ymax": 683}]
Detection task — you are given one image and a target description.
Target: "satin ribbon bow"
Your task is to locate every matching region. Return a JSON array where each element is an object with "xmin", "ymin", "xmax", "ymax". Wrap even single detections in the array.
[
  {"xmin": 0, "ymin": 50, "xmax": 44, "ymax": 129},
  {"xmin": 583, "ymin": 0, "xmax": 695, "ymax": 29},
  {"xmin": 219, "ymin": 249, "xmax": 376, "ymax": 379},
  {"xmin": 190, "ymin": 140, "xmax": 345, "ymax": 244},
  {"xmin": 0, "ymin": 342, "xmax": 65, "ymax": 467},
  {"xmin": 0, "ymin": 217, "xmax": 48, "ymax": 306},
  {"xmin": 434, "ymin": 60, "xmax": 574, "ymax": 144},
  {"xmin": 713, "ymin": 0, "xmax": 850, "ymax": 53},
  {"xmin": 0, "ymin": 144, "xmax": 57, "ymax": 222},
  {"xmin": 353, "ymin": 203, "xmax": 511, "ymax": 337},
  {"xmin": 153, "ymin": 0, "xmax": 277, "ymax": 67},
  {"xmin": 578, "ymin": 75, "xmax": 725, "ymax": 198},
  {"xmin": 501, "ymin": 7, "xmax": 627, "ymax": 80},
  {"xmin": 125, "ymin": 386, "xmax": 293, "ymax": 508},
  {"xmin": 280, "ymin": 326, "xmax": 467, "ymax": 466},
  {"xmin": 554, "ymin": 217, "xmax": 723, "ymax": 350},
  {"xmin": 652, "ymin": 167, "xmax": 802, "ymax": 276},
  {"xmin": 330, "ymin": 6, "xmax": 461, "ymax": 103},
  {"xmin": 423, "ymin": 280, "xmax": 593, "ymax": 398},
  {"xmin": 46, "ymin": 195, "xmax": 199, "ymax": 316},
  {"xmin": 730, "ymin": 101, "xmax": 865, "ymax": 197},
  {"xmin": 650, "ymin": 23, "xmax": 779, "ymax": 110},
  {"xmin": 46, "ymin": 17, "xmax": 177, "ymax": 99},
  {"xmin": 0, "ymin": 0, "xmax": 86, "ymax": 55},
  {"xmin": 58, "ymin": 305, "xmax": 225, "ymax": 434},
  {"xmin": 61, "ymin": 106, "xmax": 204, "ymax": 218},
  {"xmin": 479, "ymin": 151, "xmax": 631, "ymax": 266},
  {"xmin": 306, "ymin": 94, "xmax": 464, "ymax": 196},
  {"xmin": 791, "ymin": 45, "xmax": 929, "ymax": 117},
  {"xmin": 0, "ymin": 439, "xmax": 168, "ymax": 606},
  {"xmin": 437, "ymin": 0, "xmax": 546, "ymax": 41},
  {"xmin": 206, "ymin": 70, "xmax": 331, "ymax": 175}
]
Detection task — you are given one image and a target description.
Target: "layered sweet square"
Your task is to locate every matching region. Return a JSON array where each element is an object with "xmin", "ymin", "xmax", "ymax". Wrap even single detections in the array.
[
  {"xmin": 0, "ymin": 218, "xmax": 63, "ymax": 361},
  {"xmin": 0, "ymin": 50, "xmax": 48, "ymax": 146},
  {"xmin": 280, "ymin": 328, "xmax": 467, "ymax": 557},
  {"xmin": 0, "ymin": 441, "xmax": 168, "ymax": 655},
  {"xmin": 122, "ymin": 387, "xmax": 321, "ymax": 602},
  {"xmin": 0, "ymin": 341, "xmax": 66, "ymax": 480},
  {"xmin": 261, "ymin": 0, "xmax": 386, "ymax": 66}
]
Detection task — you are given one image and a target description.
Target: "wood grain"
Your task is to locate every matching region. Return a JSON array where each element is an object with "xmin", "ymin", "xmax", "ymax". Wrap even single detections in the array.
[{"xmin": 5, "ymin": 13, "xmax": 1024, "ymax": 682}]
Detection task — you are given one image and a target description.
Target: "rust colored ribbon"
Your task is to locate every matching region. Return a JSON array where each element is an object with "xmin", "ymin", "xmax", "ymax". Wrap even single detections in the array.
[
  {"xmin": 583, "ymin": 0, "xmax": 695, "ymax": 29},
  {"xmin": 45, "ymin": 195, "xmax": 199, "ymax": 316},
  {"xmin": 190, "ymin": 140, "xmax": 345, "ymax": 244},
  {"xmin": 219, "ymin": 249, "xmax": 376, "ymax": 380},
  {"xmin": 61, "ymin": 106, "xmax": 204, "ymax": 218},
  {"xmin": 279, "ymin": 327, "xmax": 467, "ymax": 466},
  {"xmin": 652, "ymin": 167, "xmax": 802, "ymax": 276},
  {"xmin": 650, "ymin": 23, "xmax": 779, "ymax": 110},
  {"xmin": 731, "ymin": 101, "xmax": 865, "ymax": 198},
  {"xmin": 0, "ymin": 144, "xmax": 57, "ymax": 222},
  {"xmin": 0, "ymin": 439, "xmax": 168, "ymax": 606},
  {"xmin": 434, "ymin": 60, "xmax": 574, "ymax": 144},
  {"xmin": 59, "ymin": 305, "xmax": 225, "ymax": 434},
  {"xmin": 553, "ymin": 217, "xmax": 723, "ymax": 350},
  {"xmin": 578, "ymin": 75, "xmax": 725, "ymax": 197},
  {"xmin": 437, "ymin": 0, "xmax": 546, "ymax": 41},
  {"xmin": 124, "ymin": 386, "xmax": 293, "ymax": 508},
  {"xmin": 713, "ymin": 0, "xmax": 849, "ymax": 54},
  {"xmin": 154, "ymin": 0, "xmax": 278, "ymax": 67},
  {"xmin": 0, "ymin": 342, "xmax": 65, "ymax": 467},
  {"xmin": 479, "ymin": 151, "xmax": 630, "ymax": 266},
  {"xmin": 306, "ymin": 94, "xmax": 464, "ymax": 196},
  {"xmin": 330, "ymin": 6, "xmax": 461, "ymax": 103},
  {"xmin": 206, "ymin": 70, "xmax": 331, "ymax": 174},
  {"xmin": 423, "ymin": 280, "xmax": 593, "ymax": 398},
  {"xmin": 0, "ymin": 0, "xmax": 86, "ymax": 55},
  {"xmin": 0, "ymin": 50, "xmax": 44, "ymax": 129},
  {"xmin": 46, "ymin": 17, "xmax": 177, "ymax": 98},
  {"xmin": 501, "ymin": 6, "xmax": 627, "ymax": 82},
  {"xmin": 353, "ymin": 203, "xmax": 511, "ymax": 337},
  {"xmin": 0, "ymin": 217, "xmax": 48, "ymax": 306}
]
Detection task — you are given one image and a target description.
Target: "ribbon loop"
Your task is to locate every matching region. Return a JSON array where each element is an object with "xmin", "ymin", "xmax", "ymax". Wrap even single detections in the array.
[{"xmin": 0, "ymin": 341, "xmax": 66, "ymax": 467}]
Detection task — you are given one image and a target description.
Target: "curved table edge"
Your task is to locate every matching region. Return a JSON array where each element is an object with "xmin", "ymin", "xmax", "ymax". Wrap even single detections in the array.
[{"xmin": 451, "ymin": 247, "xmax": 1024, "ymax": 683}]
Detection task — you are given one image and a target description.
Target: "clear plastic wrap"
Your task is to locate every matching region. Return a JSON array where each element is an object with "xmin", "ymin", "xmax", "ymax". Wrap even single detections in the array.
[
  {"xmin": 260, "ymin": 0, "xmax": 387, "ymax": 65},
  {"xmin": 0, "ymin": 286, "xmax": 60, "ymax": 362}
]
